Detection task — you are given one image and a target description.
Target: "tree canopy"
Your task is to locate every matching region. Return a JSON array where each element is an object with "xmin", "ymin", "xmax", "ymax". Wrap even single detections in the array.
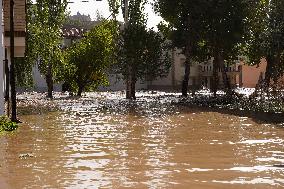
[
  {"xmin": 26, "ymin": 0, "xmax": 67, "ymax": 98},
  {"xmin": 155, "ymin": 0, "xmax": 210, "ymax": 96},
  {"xmin": 110, "ymin": 0, "xmax": 171, "ymax": 99},
  {"xmin": 244, "ymin": 0, "xmax": 284, "ymax": 86},
  {"xmin": 155, "ymin": 0, "xmax": 249, "ymax": 95},
  {"xmin": 63, "ymin": 20, "xmax": 118, "ymax": 96}
]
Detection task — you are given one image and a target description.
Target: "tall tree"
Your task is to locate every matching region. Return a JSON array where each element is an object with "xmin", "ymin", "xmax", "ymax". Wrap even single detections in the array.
[
  {"xmin": 155, "ymin": 0, "xmax": 208, "ymax": 96},
  {"xmin": 203, "ymin": 0, "xmax": 248, "ymax": 96},
  {"xmin": 244, "ymin": 0, "xmax": 284, "ymax": 88},
  {"xmin": 26, "ymin": 0, "xmax": 67, "ymax": 98},
  {"xmin": 63, "ymin": 21, "xmax": 118, "ymax": 96},
  {"xmin": 156, "ymin": 0, "xmax": 249, "ymax": 96},
  {"xmin": 109, "ymin": 0, "xmax": 171, "ymax": 99},
  {"xmin": 116, "ymin": 26, "xmax": 171, "ymax": 99}
]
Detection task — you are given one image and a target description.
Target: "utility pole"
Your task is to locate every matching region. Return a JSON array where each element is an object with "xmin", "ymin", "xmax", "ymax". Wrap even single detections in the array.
[{"xmin": 10, "ymin": 0, "xmax": 18, "ymax": 122}]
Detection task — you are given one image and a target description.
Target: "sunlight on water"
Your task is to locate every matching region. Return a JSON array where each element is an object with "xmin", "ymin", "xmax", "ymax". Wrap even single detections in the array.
[{"xmin": 0, "ymin": 92, "xmax": 284, "ymax": 189}]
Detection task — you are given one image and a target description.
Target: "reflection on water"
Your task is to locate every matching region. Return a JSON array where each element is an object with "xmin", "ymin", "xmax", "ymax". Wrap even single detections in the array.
[{"xmin": 0, "ymin": 92, "xmax": 284, "ymax": 189}]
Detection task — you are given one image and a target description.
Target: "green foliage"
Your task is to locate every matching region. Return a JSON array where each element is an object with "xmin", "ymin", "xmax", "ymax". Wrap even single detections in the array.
[
  {"xmin": 63, "ymin": 20, "xmax": 118, "ymax": 95},
  {"xmin": 241, "ymin": 0, "xmax": 269, "ymax": 64},
  {"xmin": 114, "ymin": 0, "xmax": 171, "ymax": 82},
  {"xmin": 0, "ymin": 116, "xmax": 18, "ymax": 132},
  {"xmin": 116, "ymin": 25, "xmax": 171, "ymax": 81},
  {"xmin": 26, "ymin": 0, "xmax": 67, "ymax": 82},
  {"xmin": 156, "ymin": 0, "xmax": 248, "ymax": 60},
  {"xmin": 244, "ymin": 0, "xmax": 284, "ymax": 81},
  {"xmin": 107, "ymin": 0, "xmax": 120, "ymax": 19},
  {"xmin": 154, "ymin": 0, "xmax": 207, "ymax": 53},
  {"xmin": 203, "ymin": 0, "xmax": 247, "ymax": 59}
]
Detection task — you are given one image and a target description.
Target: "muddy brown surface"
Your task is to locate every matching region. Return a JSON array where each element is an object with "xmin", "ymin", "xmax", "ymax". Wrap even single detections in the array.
[{"xmin": 0, "ymin": 92, "xmax": 284, "ymax": 188}]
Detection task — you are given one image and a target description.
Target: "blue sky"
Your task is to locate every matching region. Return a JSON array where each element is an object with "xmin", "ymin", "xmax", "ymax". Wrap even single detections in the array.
[{"xmin": 67, "ymin": 0, "xmax": 163, "ymax": 29}]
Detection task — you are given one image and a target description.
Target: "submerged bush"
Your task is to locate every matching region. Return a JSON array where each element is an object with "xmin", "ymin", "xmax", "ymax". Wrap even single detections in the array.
[{"xmin": 0, "ymin": 116, "xmax": 18, "ymax": 132}]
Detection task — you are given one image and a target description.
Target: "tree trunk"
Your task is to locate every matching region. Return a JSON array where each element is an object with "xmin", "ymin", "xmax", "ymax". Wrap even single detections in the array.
[
  {"xmin": 219, "ymin": 54, "xmax": 232, "ymax": 95},
  {"xmin": 126, "ymin": 63, "xmax": 136, "ymax": 99},
  {"xmin": 45, "ymin": 62, "xmax": 53, "ymax": 98},
  {"xmin": 273, "ymin": 53, "xmax": 281, "ymax": 83},
  {"xmin": 130, "ymin": 75, "xmax": 136, "ymax": 99},
  {"xmin": 181, "ymin": 44, "xmax": 191, "ymax": 97},
  {"xmin": 181, "ymin": 59, "xmax": 191, "ymax": 97},
  {"xmin": 77, "ymin": 85, "xmax": 83, "ymax": 97},
  {"xmin": 212, "ymin": 55, "xmax": 219, "ymax": 97},
  {"xmin": 126, "ymin": 76, "xmax": 131, "ymax": 99},
  {"xmin": 264, "ymin": 55, "xmax": 274, "ymax": 89},
  {"xmin": 126, "ymin": 71, "xmax": 136, "ymax": 99}
]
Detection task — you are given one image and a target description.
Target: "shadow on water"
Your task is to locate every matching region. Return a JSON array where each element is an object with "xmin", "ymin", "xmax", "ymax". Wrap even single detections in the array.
[{"xmin": 175, "ymin": 104, "xmax": 284, "ymax": 125}]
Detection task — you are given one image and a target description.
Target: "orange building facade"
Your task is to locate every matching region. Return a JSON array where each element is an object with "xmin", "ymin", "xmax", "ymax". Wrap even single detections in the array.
[{"xmin": 149, "ymin": 49, "xmax": 269, "ymax": 91}]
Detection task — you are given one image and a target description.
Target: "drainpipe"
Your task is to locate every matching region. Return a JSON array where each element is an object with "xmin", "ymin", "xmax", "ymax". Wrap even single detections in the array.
[{"xmin": 0, "ymin": 0, "xmax": 4, "ymax": 115}]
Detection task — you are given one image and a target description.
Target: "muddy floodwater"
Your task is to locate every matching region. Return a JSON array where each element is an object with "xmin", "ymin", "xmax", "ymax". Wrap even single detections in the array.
[{"xmin": 0, "ymin": 92, "xmax": 284, "ymax": 189}]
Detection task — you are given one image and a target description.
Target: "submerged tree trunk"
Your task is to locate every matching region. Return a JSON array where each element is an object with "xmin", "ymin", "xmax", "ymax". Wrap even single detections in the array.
[
  {"xmin": 181, "ymin": 45, "xmax": 191, "ymax": 97},
  {"xmin": 272, "ymin": 52, "xmax": 282, "ymax": 83},
  {"xmin": 212, "ymin": 55, "xmax": 219, "ymax": 97},
  {"xmin": 218, "ymin": 54, "xmax": 232, "ymax": 96},
  {"xmin": 77, "ymin": 85, "xmax": 84, "ymax": 97},
  {"xmin": 181, "ymin": 59, "xmax": 191, "ymax": 97},
  {"xmin": 45, "ymin": 62, "xmax": 53, "ymax": 98},
  {"xmin": 130, "ymin": 75, "xmax": 136, "ymax": 99},
  {"xmin": 126, "ymin": 62, "xmax": 137, "ymax": 99},
  {"xmin": 126, "ymin": 77, "xmax": 131, "ymax": 99}
]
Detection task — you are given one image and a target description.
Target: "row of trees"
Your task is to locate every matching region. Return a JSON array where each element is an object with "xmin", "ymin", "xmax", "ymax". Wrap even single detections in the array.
[
  {"xmin": 24, "ymin": 0, "xmax": 170, "ymax": 100},
  {"xmin": 23, "ymin": 0, "xmax": 284, "ymax": 101},
  {"xmin": 154, "ymin": 0, "xmax": 284, "ymax": 96}
]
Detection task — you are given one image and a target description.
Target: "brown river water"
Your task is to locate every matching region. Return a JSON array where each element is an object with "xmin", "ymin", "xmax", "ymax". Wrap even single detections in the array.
[{"xmin": 0, "ymin": 92, "xmax": 284, "ymax": 189}]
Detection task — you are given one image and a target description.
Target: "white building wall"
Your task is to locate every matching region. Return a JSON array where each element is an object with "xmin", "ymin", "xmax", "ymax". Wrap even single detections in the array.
[
  {"xmin": 98, "ymin": 74, "xmax": 147, "ymax": 91},
  {"xmin": 174, "ymin": 50, "xmax": 186, "ymax": 85},
  {"xmin": 149, "ymin": 49, "xmax": 185, "ymax": 88},
  {"xmin": 32, "ymin": 68, "xmax": 147, "ymax": 93},
  {"xmin": 32, "ymin": 64, "xmax": 62, "ymax": 92}
]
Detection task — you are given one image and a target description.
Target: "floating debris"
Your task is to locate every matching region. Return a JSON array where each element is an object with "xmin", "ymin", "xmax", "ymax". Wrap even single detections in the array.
[{"xmin": 19, "ymin": 153, "xmax": 34, "ymax": 159}]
